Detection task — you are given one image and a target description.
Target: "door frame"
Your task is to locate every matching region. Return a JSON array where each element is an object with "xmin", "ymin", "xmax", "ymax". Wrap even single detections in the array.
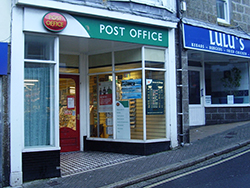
[
  {"xmin": 59, "ymin": 74, "xmax": 80, "ymax": 152},
  {"xmin": 188, "ymin": 66, "xmax": 205, "ymax": 126}
]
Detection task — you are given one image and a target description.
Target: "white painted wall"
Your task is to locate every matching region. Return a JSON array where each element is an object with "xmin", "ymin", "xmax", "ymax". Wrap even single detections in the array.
[{"xmin": 0, "ymin": 0, "xmax": 11, "ymax": 42}]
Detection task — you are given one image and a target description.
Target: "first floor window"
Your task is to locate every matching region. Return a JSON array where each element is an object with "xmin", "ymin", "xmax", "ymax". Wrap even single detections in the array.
[
  {"xmin": 216, "ymin": 0, "xmax": 229, "ymax": 23},
  {"xmin": 24, "ymin": 63, "xmax": 55, "ymax": 146}
]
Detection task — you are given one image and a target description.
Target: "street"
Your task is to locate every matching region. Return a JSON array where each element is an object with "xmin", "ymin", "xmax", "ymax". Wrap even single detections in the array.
[{"xmin": 128, "ymin": 147, "xmax": 250, "ymax": 188}]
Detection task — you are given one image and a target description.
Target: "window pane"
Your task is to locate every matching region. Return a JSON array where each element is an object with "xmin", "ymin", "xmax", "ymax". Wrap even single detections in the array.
[
  {"xmin": 60, "ymin": 54, "xmax": 79, "ymax": 73},
  {"xmin": 89, "ymin": 52, "xmax": 112, "ymax": 73},
  {"xmin": 116, "ymin": 71, "xmax": 143, "ymax": 140},
  {"xmin": 217, "ymin": 0, "xmax": 226, "ymax": 19},
  {"xmin": 89, "ymin": 74, "xmax": 113, "ymax": 139},
  {"xmin": 24, "ymin": 63, "xmax": 54, "ymax": 146},
  {"xmin": 145, "ymin": 48, "xmax": 165, "ymax": 68},
  {"xmin": 145, "ymin": 70, "xmax": 166, "ymax": 139},
  {"xmin": 115, "ymin": 49, "xmax": 142, "ymax": 71},
  {"xmin": 25, "ymin": 35, "xmax": 55, "ymax": 60},
  {"xmin": 205, "ymin": 62, "xmax": 249, "ymax": 104},
  {"xmin": 188, "ymin": 70, "xmax": 201, "ymax": 104}
]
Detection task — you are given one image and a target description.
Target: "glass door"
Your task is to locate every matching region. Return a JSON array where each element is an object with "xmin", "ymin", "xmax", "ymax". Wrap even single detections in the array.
[
  {"xmin": 59, "ymin": 75, "xmax": 80, "ymax": 152},
  {"xmin": 188, "ymin": 67, "xmax": 205, "ymax": 126}
]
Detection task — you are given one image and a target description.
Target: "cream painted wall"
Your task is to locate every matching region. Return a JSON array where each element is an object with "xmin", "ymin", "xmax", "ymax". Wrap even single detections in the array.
[{"xmin": 0, "ymin": 0, "xmax": 11, "ymax": 42}]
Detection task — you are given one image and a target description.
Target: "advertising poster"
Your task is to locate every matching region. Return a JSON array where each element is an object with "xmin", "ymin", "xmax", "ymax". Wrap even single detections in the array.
[
  {"xmin": 116, "ymin": 101, "xmax": 130, "ymax": 140},
  {"xmin": 99, "ymin": 81, "xmax": 113, "ymax": 112},
  {"xmin": 146, "ymin": 79, "xmax": 164, "ymax": 115},
  {"xmin": 121, "ymin": 79, "xmax": 142, "ymax": 99}
]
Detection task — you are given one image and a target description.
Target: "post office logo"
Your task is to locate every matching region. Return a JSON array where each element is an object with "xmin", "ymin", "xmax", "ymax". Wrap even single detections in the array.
[{"xmin": 43, "ymin": 12, "xmax": 67, "ymax": 32}]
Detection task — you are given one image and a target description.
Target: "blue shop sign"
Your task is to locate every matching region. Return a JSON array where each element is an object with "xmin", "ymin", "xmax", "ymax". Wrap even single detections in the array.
[
  {"xmin": 0, "ymin": 42, "xmax": 8, "ymax": 75},
  {"xmin": 183, "ymin": 24, "xmax": 250, "ymax": 58}
]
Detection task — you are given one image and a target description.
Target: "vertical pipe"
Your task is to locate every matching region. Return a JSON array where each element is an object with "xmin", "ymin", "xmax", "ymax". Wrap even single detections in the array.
[{"xmin": 176, "ymin": 0, "xmax": 184, "ymax": 145}]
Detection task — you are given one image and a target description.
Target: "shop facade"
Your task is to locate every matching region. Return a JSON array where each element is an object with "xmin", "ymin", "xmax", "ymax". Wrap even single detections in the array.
[
  {"xmin": 10, "ymin": 1, "xmax": 178, "ymax": 186},
  {"xmin": 183, "ymin": 21, "xmax": 250, "ymax": 126}
]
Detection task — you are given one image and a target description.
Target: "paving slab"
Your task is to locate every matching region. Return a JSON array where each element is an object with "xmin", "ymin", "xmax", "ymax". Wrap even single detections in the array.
[{"xmin": 13, "ymin": 121, "xmax": 250, "ymax": 188}]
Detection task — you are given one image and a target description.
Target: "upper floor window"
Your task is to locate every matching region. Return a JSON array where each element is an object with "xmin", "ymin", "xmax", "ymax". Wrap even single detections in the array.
[{"xmin": 216, "ymin": 0, "xmax": 230, "ymax": 24}]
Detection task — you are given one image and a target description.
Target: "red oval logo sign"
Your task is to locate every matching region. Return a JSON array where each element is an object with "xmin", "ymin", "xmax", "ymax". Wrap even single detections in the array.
[{"xmin": 43, "ymin": 12, "xmax": 67, "ymax": 32}]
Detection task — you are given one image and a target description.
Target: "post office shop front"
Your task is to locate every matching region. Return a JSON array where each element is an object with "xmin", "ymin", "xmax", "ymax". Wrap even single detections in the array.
[
  {"xmin": 10, "ymin": 7, "xmax": 178, "ymax": 183},
  {"xmin": 183, "ymin": 23, "xmax": 250, "ymax": 126}
]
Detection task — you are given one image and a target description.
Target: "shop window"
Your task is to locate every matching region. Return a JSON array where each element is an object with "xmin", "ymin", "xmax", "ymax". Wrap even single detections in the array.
[
  {"xmin": 89, "ymin": 52, "xmax": 112, "ymax": 73},
  {"xmin": 24, "ymin": 34, "xmax": 56, "ymax": 148},
  {"xmin": 59, "ymin": 54, "xmax": 79, "ymax": 73},
  {"xmin": 216, "ymin": 0, "xmax": 230, "ymax": 24},
  {"xmin": 25, "ymin": 35, "xmax": 54, "ymax": 60},
  {"xmin": 116, "ymin": 71, "xmax": 143, "ymax": 140},
  {"xmin": 115, "ymin": 48, "xmax": 142, "ymax": 71},
  {"xmin": 24, "ymin": 63, "xmax": 55, "ymax": 146},
  {"xmin": 89, "ymin": 74, "xmax": 114, "ymax": 138},
  {"xmin": 89, "ymin": 47, "xmax": 167, "ymax": 141},
  {"xmin": 145, "ymin": 70, "xmax": 166, "ymax": 139},
  {"xmin": 145, "ymin": 48, "xmax": 165, "ymax": 68},
  {"xmin": 205, "ymin": 62, "xmax": 249, "ymax": 105}
]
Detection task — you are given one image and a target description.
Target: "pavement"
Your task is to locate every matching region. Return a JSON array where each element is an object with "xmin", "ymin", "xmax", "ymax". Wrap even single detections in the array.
[{"xmin": 16, "ymin": 120, "xmax": 250, "ymax": 188}]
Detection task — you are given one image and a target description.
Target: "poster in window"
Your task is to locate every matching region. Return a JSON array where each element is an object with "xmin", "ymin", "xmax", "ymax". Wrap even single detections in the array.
[
  {"xmin": 99, "ymin": 81, "xmax": 113, "ymax": 112},
  {"xmin": 67, "ymin": 96, "xmax": 75, "ymax": 109},
  {"xmin": 146, "ymin": 79, "xmax": 164, "ymax": 115},
  {"xmin": 121, "ymin": 79, "xmax": 142, "ymax": 99}
]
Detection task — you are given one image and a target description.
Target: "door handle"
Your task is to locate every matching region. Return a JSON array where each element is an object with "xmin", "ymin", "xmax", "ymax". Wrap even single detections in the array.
[
  {"xmin": 201, "ymin": 88, "xmax": 204, "ymax": 97},
  {"xmin": 77, "ymin": 114, "xmax": 80, "ymax": 120}
]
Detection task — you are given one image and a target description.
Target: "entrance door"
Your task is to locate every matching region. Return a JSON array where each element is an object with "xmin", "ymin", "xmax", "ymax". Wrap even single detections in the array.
[
  {"xmin": 59, "ymin": 75, "xmax": 80, "ymax": 152},
  {"xmin": 188, "ymin": 68, "xmax": 205, "ymax": 126}
]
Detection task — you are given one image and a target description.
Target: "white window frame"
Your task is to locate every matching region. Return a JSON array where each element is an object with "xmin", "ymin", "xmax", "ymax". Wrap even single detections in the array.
[
  {"xmin": 109, "ymin": 0, "xmax": 175, "ymax": 12},
  {"xmin": 23, "ymin": 33, "xmax": 60, "ymax": 152},
  {"xmin": 216, "ymin": 0, "xmax": 230, "ymax": 24}
]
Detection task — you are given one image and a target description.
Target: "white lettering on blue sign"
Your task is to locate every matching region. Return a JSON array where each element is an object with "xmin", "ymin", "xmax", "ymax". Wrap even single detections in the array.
[{"xmin": 183, "ymin": 24, "xmax": 250, "ymax": 58}]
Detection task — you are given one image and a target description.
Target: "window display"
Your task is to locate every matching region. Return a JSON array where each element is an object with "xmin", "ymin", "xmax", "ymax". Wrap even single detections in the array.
[
  {"xmin": 89, "ymin": 47, "xmax": 167, "ymax": 141},
  {"xmin": 205, "ymin": 62, "xmax": 249, "ymax": 104}
]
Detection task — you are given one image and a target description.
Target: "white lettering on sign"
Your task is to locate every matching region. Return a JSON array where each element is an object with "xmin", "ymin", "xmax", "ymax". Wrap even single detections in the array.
[
  {"xmin": 100, "ymin": 24, "xmax": 163, "ymax": 42},
  {"xmin": 209, "ymin": 30, "xmax": 245, "ymax": 51},
  {"xmin": 100, "ymin": 24, "xmax": 125, "ymax": 36},
  {"xmin": 130, "ymin": 29, "xmax": 162, "ymax": 41}
]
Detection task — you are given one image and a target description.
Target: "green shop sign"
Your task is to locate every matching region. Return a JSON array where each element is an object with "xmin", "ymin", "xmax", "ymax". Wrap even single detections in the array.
[{"xmin": 72, "ymin": 15, "xmax": 168, "ymax": 47}]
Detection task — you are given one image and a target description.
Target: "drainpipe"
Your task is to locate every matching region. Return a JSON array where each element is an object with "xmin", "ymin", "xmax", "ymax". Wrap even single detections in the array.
[{"xmin": 176, "ymin": 0, "xmax": 184, "ymax": 146}]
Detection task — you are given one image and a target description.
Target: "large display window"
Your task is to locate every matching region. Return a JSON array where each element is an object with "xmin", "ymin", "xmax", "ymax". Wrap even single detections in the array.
[
  {"xmin": 205, "ymin": 61, "xmax": 249, "ymax": 105},
  {"xmin": 89, "ymin": 47, "xmax": 167, "ymax": 141}
]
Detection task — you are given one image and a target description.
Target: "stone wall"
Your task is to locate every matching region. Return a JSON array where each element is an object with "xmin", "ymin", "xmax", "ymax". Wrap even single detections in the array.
[
  {"xmin": 53, "ymin": 0, "xmax": 178, "ymax": 22},
  {"xmin": 205, "ymin": 107, "xmax": 250, "ymax": 125},
  {"xmin": 0, "ymin": 75, "xmax": 10, "ymax": 187},
  {"xmin": 184, "ymin": 0, "xmax": 250, "ymax": 33}
]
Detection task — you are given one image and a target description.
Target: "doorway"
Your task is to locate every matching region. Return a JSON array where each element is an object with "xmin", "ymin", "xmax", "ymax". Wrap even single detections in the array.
[
  {"xmin": 59, "ymin": 75, "xmax": 80, "ymax": 152},
  {"xmin": 188, "ymin": 67, "xmax": 205, "ymax": 126}
]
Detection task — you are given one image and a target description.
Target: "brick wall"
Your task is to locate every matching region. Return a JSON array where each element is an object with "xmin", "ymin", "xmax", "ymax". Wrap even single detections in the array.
[{"xmin": 205, "ymin": 107, "xmax": 250, "ymax": 125}]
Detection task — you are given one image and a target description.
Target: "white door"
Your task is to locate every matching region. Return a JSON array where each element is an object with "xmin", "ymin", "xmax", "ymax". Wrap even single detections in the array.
[{"xmin": 188, "ymin": 67, "xmax": 205, "ymax": 126}]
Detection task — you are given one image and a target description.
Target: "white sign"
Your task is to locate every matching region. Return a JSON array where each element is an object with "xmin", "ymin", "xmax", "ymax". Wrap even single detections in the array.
[
  {"xmin": 116, "ymin": 101, "xmax": 130, "ymax": 140},
  {"xmin": 227, "ymin": 95, "xmax": 234, "ymax": 104},
  {"xmin": 205, "ymin": 95, "xmax": 211, "ymax": 105}
]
